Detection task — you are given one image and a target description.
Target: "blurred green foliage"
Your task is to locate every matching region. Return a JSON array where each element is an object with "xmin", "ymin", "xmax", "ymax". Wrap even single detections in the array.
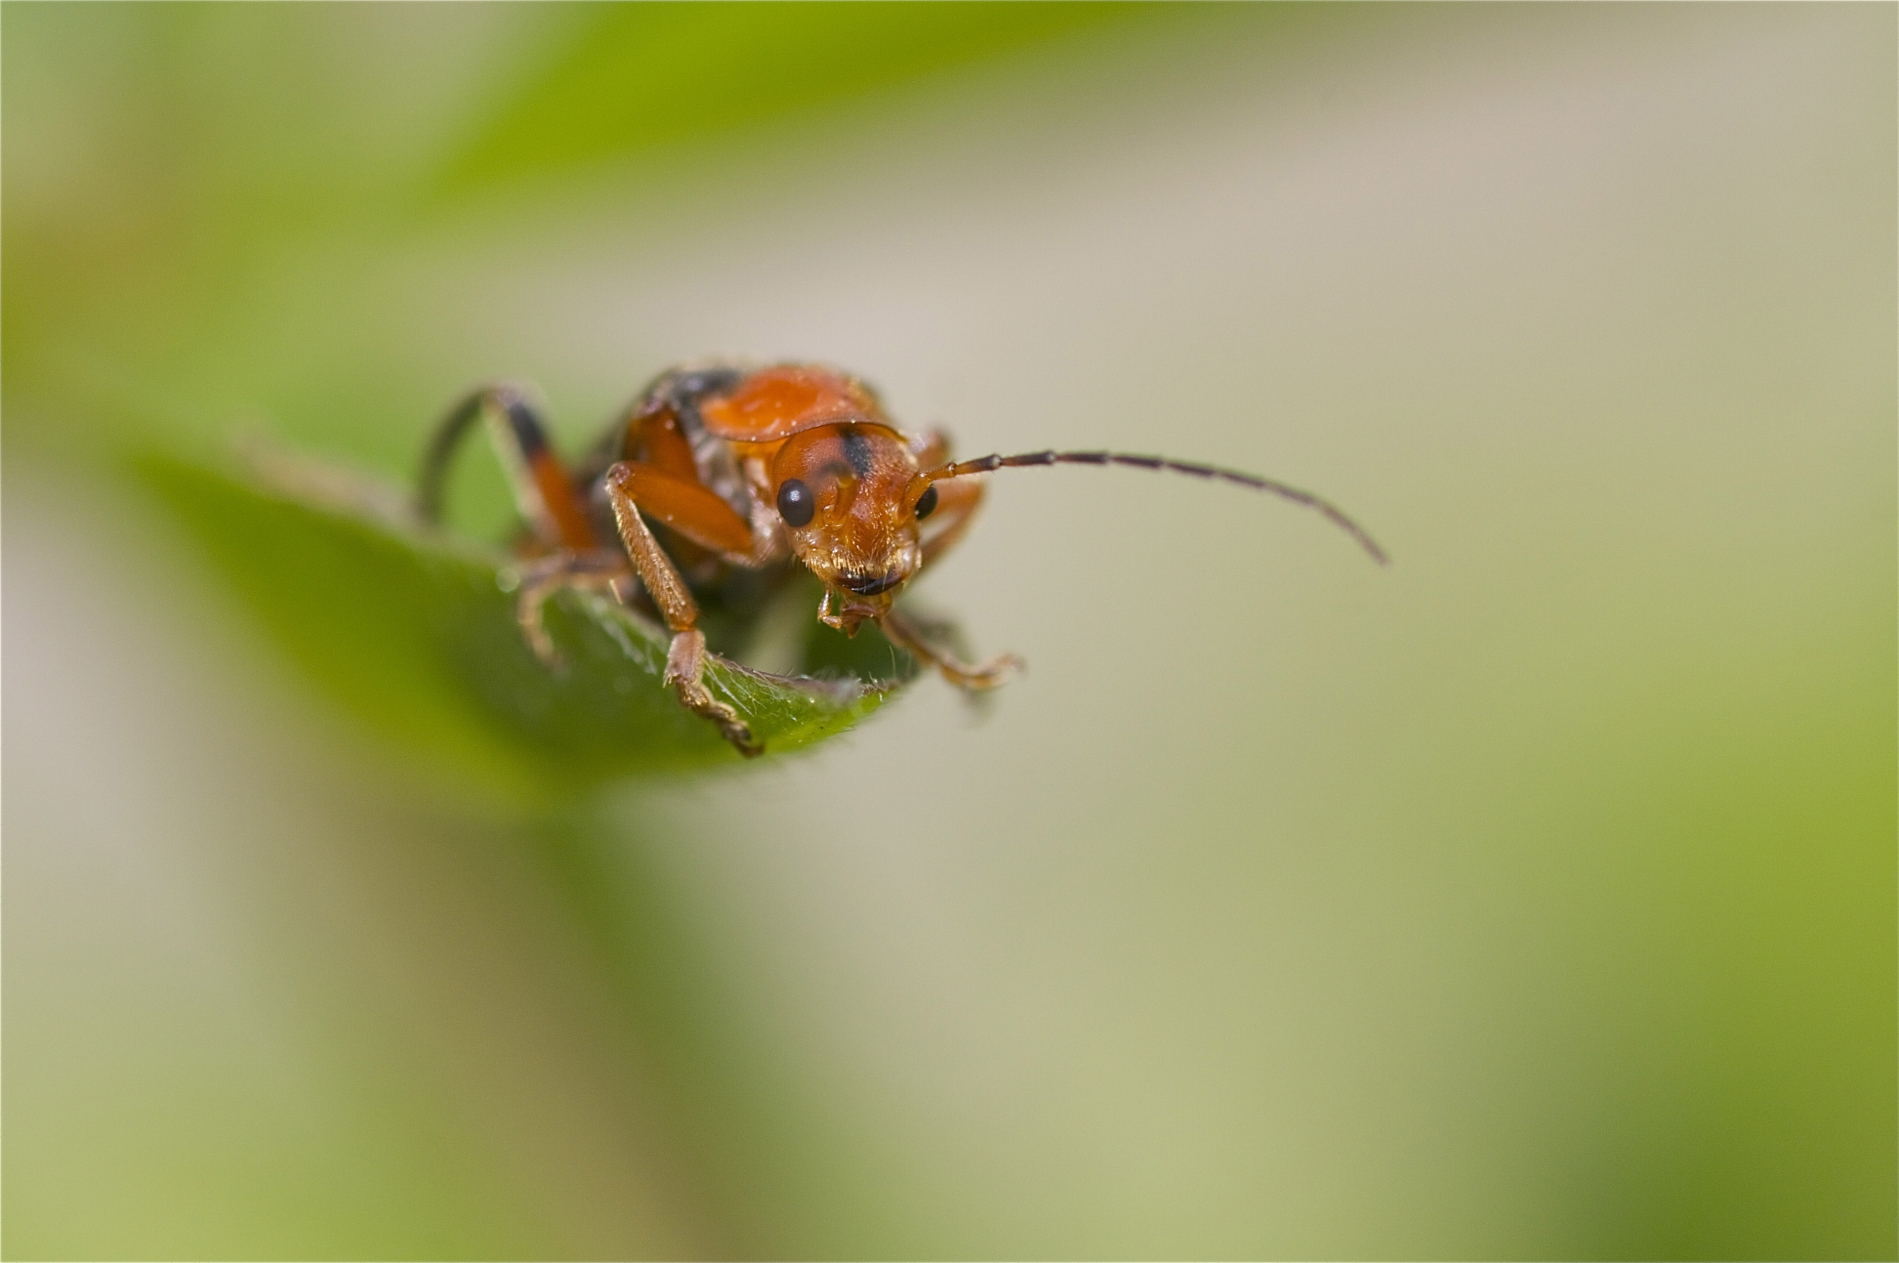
[
  {"xmin": 0, "ymin": 2, "xmax": 1153, "ymax": 471},
  {"xmin": 440, "ymin": 4, "xmax": 1148, "ymax": 193}
]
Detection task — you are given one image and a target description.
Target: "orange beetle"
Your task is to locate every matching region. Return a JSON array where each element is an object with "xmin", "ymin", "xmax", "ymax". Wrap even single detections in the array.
[{"xmin": 419, "ymin": 363, "xmax": 1384, "ymax": 756}]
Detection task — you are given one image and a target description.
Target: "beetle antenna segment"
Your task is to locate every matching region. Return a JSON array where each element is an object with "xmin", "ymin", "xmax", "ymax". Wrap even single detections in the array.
[{"xmin": 923, "ymin": 450, "xmax": 1388, "ymax": 566}]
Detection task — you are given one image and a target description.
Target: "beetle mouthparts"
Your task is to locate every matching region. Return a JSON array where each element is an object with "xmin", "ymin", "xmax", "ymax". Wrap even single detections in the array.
[{"xmin": 839, "ymin": 570, "xmax": 904, "ymax": 596}]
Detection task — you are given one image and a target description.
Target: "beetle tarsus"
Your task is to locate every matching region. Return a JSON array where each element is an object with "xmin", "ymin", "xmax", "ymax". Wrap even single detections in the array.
[
  {"xmin": 665, "ymin": 629, "xmax": 762, "ymax": 756},
  {"xmin": 881, "ymin": 609, "xmax": 1023, "ymax": 692},
  {"xmin": 513, "ymin": 550, "xmax": 632, "ymax": 669}
]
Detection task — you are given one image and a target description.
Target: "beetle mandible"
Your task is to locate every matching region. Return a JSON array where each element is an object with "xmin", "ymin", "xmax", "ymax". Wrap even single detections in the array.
[{"xmin": 417, "ymin": 362, "xmax": 1385, "ymax": 756}]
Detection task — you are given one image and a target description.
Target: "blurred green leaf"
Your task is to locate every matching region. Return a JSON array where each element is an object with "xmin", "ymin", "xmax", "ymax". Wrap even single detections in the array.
[
  {"xmin": 141, "ymin": 452, "xmax": 912, "ymax": 795},
  {"xmin": 439, "ymin": 2, "xmax": 1150, "ymax": 192}
]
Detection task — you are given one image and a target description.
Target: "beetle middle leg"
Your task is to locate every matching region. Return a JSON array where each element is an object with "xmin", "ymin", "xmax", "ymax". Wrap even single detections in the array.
[
  {"xmin": 418, "ymin": 382, "xmax": 596, "ymax": 551},
  {"xmin": 600, "ymin": 460, "xmax": 764, "ymax": 757},
  {"xmin": 512, "ymin": 549, "xmax": 633, "ymax": 665}
]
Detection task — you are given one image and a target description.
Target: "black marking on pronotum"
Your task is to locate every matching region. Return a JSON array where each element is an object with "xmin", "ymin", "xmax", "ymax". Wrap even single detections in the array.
[
  {"xmin": 840, "ymin": 426, "xmax": 875, "ymax": 479},
  {"xmin": 922, "ymin": 447, "xmax": 1389, "ymax": 566}
]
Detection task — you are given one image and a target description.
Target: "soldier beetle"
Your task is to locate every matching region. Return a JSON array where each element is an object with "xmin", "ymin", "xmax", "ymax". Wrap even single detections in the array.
[{"xmin": 418, "ymin": 363, "xmax": 1385, "ymax": 756}]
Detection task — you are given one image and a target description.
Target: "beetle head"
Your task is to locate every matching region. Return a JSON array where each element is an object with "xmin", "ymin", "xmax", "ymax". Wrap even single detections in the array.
[{"xmin": 770, "ymin": 421, "xmax": 935, "ymax": 633}]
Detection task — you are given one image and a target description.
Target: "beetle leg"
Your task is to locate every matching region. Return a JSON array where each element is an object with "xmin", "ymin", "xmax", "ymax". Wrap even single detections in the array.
[
  {"xmin": 601, "ymin": 462, "xmax": 762, "ymax": 757},
  {"xmin": 660, "ymin": 626, "xmax": 761, "ymax": 756},
  {"xmin": 741, "ymin": 457, "xmax": 790, "ymax": 565},
  {"xmin": 513, "ymin": 549, "xmax": 633, "ymax": 666},
  {"xmin": 906, "ymin": 429, "xmax": 985, "ymax": 569},
  {"xmin": 607, "ymin": 461, "xmax": 757, "ymax": 559},
  {"xmin": 917, "ymin": 475, "xmax": 986, "ymax": 570},
  {"xmin": 880, "ymin": 607, "xmax": 1022, "ymax": 692},
  {"xmin": 418, "ymin": 383, "xmax": 597, "ymax": 551}
]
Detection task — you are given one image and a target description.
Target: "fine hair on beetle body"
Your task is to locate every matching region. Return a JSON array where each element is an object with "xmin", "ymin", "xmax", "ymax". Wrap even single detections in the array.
[{"xmin": 417, "ymin": 362, "xmax": 1385, "ymax": 758}]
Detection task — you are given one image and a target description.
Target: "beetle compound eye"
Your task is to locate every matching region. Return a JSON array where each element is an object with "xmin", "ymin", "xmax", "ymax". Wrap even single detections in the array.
[
  {"xmin": 913, "ymin": 484, "xmax": 939, "ymax": 521},
  {"xmin": 776, "ymin": 478, "xmax": 815, "ymax": 528}
]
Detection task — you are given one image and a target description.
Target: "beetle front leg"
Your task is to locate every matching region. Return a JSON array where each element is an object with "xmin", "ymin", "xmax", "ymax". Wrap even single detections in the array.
[
  {"xmin": 601, "ymin": 462, "xmax": 762, "ymax": 757},
  {"xmin": 658, "ymin": 624, "xmax": 758, "ymax": 753},
  {"xmin": 881, "ymin": 607, "xmax": 1023, "ymax": 692}
]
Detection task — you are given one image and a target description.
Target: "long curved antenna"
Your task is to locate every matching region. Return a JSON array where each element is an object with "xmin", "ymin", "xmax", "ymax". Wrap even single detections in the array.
[{"xmin": 923, "ymin": 449, "xmax": 1388, "ymax": 566}]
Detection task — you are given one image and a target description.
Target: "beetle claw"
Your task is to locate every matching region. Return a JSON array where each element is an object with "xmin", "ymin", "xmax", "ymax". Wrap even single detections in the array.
[{"xmin": 666, "ymin": 629, "xmax": 762, "ymax": 757}]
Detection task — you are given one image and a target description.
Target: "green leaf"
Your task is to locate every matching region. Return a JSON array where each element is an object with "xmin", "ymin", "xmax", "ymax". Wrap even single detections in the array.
[
  {"xmin": 140, "ymin": 451, "xmax": 914, "ymax": 795},
  {"xmin": 437, "ymin": 3, "xmax": 1153, "ymax": 193}
]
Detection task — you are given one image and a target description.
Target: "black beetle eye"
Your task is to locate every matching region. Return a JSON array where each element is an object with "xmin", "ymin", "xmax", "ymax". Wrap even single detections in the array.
[
  {"xmin": 776, "ymin": 478, "xmax": 815, "ymax": 528},
  {"xmin": 913, "ymin": 484, "xmax": 939, "ymax": 521}
]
